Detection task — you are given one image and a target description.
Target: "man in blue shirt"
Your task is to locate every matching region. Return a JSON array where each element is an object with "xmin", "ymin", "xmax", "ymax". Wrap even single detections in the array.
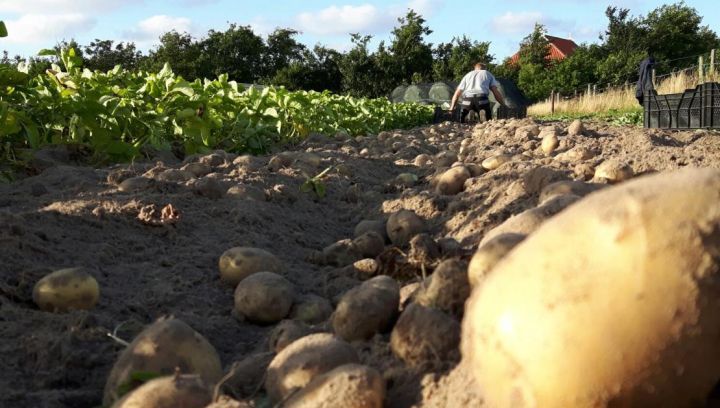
[{"xmin": 449, "ymin": 62, "xmax": 506, "ymax": 123}]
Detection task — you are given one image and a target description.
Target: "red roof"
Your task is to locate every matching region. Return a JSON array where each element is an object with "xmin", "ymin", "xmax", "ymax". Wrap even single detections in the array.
[{"xmin": 509, "ymin": 35, "xmax": 578, "ymax": 64}]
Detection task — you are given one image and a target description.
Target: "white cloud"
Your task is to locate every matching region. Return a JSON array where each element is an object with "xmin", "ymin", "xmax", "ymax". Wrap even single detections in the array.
[
  {"xmin": 296, "ymin": 4, "xmax": 395, "ymax": 36},
  {"xmin": 491, "ymin": 11, "xmax": 547, "ymax": 35},
  {"xmin": 407, "ymin": 0, "xmax": 443, "ymax": 15},
  {"xmin": 0, "ymin": 0, "xmax": 140, "ymax": 14},
  {"xmin": 124, "ymin": 15, "xmax": 193, "ymax": 42},
  {"xmin": 4, "ymin": 13, "xmax": 96, "ymax": 44}
]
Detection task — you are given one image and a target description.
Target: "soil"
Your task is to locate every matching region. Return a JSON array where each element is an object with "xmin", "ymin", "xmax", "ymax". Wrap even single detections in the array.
[{"xmin": 2, "ymin": 118, "xmax": 720, "ymax": 407}]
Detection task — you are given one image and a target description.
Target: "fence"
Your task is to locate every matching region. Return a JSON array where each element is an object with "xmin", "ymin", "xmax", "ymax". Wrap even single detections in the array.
[{"xmin": 528, "ymin": 49, "xmax": 720, "ymax": 117}]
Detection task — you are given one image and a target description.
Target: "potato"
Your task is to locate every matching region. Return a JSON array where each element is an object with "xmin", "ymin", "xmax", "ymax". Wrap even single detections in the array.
[
  {"xmin": 521, "ymin": 166, "xmax": 568, "ymax": 196},
  {"xmin": 103, "ymin": 317, "xmax": 222, "ymax": 405},
  {"xmin": 390, "ymin": 303, "xmax": 460, "ymax": 367},
  {"xmin": 112, "ymin": 374, "xmax": 211, "ymax": 408},
  {"xmin": 284, "ymin": 364, "xmax": 385, "ymax": 408},
  {"xmin": 481, "ymin": 154, "xmax": 511, "ymax": 170},
  {"xmin": 221, "ymin": 352, "xmax": 275, "ymax": 398},
  {"xmin": 181, "ymin": 162, "xmax": 211, "ymax": 178},
  {"xmin": 414, "ymin": 154, "xmax": 431, "ymax": 167},
  {"xmin": 352, "ymin": 232, "xmax": 385, "ymax": 258},
  {"xmin": 467, "ymin": 233, "xmax": 525, "ymax": 288},
  {"xmin": 399, "ymin": 282, "xmax": 421, "ymax": 311},
  {"xmin": 349, "ymin": 258, "xmax": 380, "ymax": 279},
  {"xmin": 289, "ymin": 294, "xmax": 333, "ymax": 325},
  {"xmin": 435, "ymin": 166, "xmax": 471, "ymax": 195},
  {"xmin": 538, "ymin": 180, "xmax": 605, "ymax": 205},
  {"xmin": 33, "ymin": 267, "xmax": 99, "ymax": 312},
  {"xmin": 567, "ymin": 118, "xmax": 584, "ymax": 135},
  {"xmin": 191, "ymin": 177, "xmax": 225, "ymax": 199},
  {"xmin": 435, "ymin": 151, "xmax": 458, "ymax": 167},
  {"xmin": 416, "ymin": 259, "xmax": 470, "ymax": 317},
  {"xmin": 480, "ymin": 194, "xmax": 579, "ymax": 245},
  {"xmin": 387, "ymin": 210, "xmax": 426, "ymax": 246},
  {"xmin": 594, "ymin": 159, "xmax": 634, "ymax": 183},
  {"xmin": 540, "ymin": 133, "xmax": 559, "ymax": 154},
  {"xmin": 407, "ymin": 233, "xmax": 440, "ymax": 266},
  {"xmin": 234, "ymin": 272, "xmax": 295, "ymax": 324},
  {"xmin": 354, "ymin": 219, "xmax": 387, "ymax": 240},
  {"xmin": 218, "ymin": 247, "xmax": 283, "ymax": 286},
  {"xmin": 226, "ymin": 184, "xmax": 266, "ymax": 201},
  {"xmin": 319, "ymin": 239, "xmax": 361, "ymax": 267},
  {"xmin": 462, "ymin": 168, "xmax": 720, "ymax": 407},
  {"xmin": 156, "ymin": 169, "xmax": 194, "ymax": 183},
  {"xmin": 395, "ymin": 173, "xmax": 418, "ymax": 187},
  {"xmin": 465, "ymin": 163, "xmax": 485, "ymax": 177},
  {"xmin": 332, "ymin": 275, "xmax": 400, "ymax": 341},
  {"xmin": 118, "ymin": 176, "xmax": 152, "ymax": 192},
  {"xmin": 555, "ymin": 146, "xmax": 595, "ymax": 162},
  {"xmin": 268, "ymin": 320, "xmax": 315, "ymax": 353},
  {"xmin": 265, "ymin": 333, "xmax": 359, "ymax": 403}
]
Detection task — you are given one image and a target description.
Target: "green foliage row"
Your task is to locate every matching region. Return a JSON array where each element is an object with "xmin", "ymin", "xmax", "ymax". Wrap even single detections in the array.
[
  {"xmin": 536, "ymin": 109, "xmax": 644, "ymax": 126},
  {"xmin": 0, "ymin": 48, "xmax": 433, "ymax": 163}
]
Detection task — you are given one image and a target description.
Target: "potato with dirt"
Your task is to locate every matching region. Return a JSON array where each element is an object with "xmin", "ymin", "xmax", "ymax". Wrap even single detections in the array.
[
  {"xmin": 218, "ymin": 247, "xmax": 283, "ymax": 286},
  {"xmin": 352, "ymin": 231, "xmax": 385, "ymax": 258},
  {"xmin": 289, "ymin": 294, "xmax": 334, "ymax": 325},
  {"xmin": 265, "ymin": 333, "xmax": 359, "ymax": 403},
  {"xmin": 332, "ymin": 275, "xmax": 400, "ymax": 341},
  {"xmin": 268, "ymin": 320, "xmax": 315, "ymax": 353},
  {"xmin": 283, "ymin": 364, "xmax": 385, "ymax": 408},
  {"xmin": 33, "ymin": 267, "xmax": 99, "ymax": 312},
  {"xmin": 112, "ymin": 374, "xmax": 211, "ymax": 408},
  {"xmin": 386, "ymin": 210, "xmax": 426, "ymax": 246},
  {"xmin": 416, "ymin": 259, "xmax": 470, "ymax": 317},
  {"xmin": 234, "ymin": 272, "xmax": 295, "ymax": 324},
  {"xmin": 390, "ymin": 303, "xmax": 460, "ymax": 367},
  {"xmin": 463, "ymin": 168, "xmax": 720, "ymax": 407},
  {"xmin": 435, "ymin": 166, "xmax": 471, "ymax": 195},
  {"xmin": 468, "ymin": 233, "xmax": 525, "ymax": 288},
  {"xmin": 103, "ymin": 317, "xmax": 222, "ymax": 405}
]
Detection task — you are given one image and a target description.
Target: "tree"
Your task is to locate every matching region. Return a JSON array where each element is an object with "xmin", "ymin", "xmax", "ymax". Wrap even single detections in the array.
[
  {"xmin": 271, "ymin": 45, "xmax": 342, "ymax": 92},
  {"xmin": 197, "ymin": 24, "xmax": 265, "ymax": 82},
  {"xmin": 339, "ymin": 34, "xmax": 380, "ymax": 97},
  {"xmin": 518, "ymin": 62, "xmax": 553, "ymax": 101},
  {"xmin": 518, "ymin": 23, "xmax": 550, "ymax": 66},
  {"xmin": 142, "ymin": 31, "xmax": 201, "ymax": 79},
  {"xmin": 263, "ymin": 29, "xmax": 306, "ymax": 78},
  {"xmin": 84, "ymin": 39, "xmax": 141, "ymax": 72},
  {"xmin": 389, "ymin": 10, "xmax": 433, "ymax": 84}
]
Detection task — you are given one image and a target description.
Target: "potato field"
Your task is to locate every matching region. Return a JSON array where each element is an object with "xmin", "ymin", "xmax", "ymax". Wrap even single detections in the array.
[{"xmin": 6, "ymin": 52, "xmax": 720, "ymax": 407}]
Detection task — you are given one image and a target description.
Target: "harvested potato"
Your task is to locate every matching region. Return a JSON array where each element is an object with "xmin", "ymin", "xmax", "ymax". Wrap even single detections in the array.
[
  {"xmin": 265, "ymin": 333, "xmax": 359, "ymax": 403},
  {"xmin": 541, "ymin": 133, "xmax": 559, "ymax": 154},
  {"xmin": 221, "ymin": 352, "xmax": 275, "ymax": 398},
  {"xmin": 234, "ymin": 272, "xmax": 295, "ymax": 324},
  {"xmin": 436, "ymin": 166, "xmax": 471, "ymax": 195},
  {"xmin": 467, "ymin": 233, "xmax": 525, "ymax": 288},
  {"xmin": 390, "ymin": 303, "xmax": 460, "ymax": 367},
  {"xmin": 480, "ymin": 194, "xmax": 579, "ymax": 245},
  {"xmin": 567, "ymin": 119, "xmax": 584, "ymax": 135},
  {"xmin": 332, "ymin": 275, "xmax": 400, "ymax": 341},
  {"xmin": 399, "ymin": 282, "xmax": 421, "ymax": 311},
  {"xmin": 463, "ymin": 168, "xmax": 720, "ymax": 407},
  {"xmin": 268, "ymin": 320, "xmax": 315, "ymax": 353},
  {"xmin": 181, "ymin": 162, "xmax": 211, "ymax": 178},
  {"xmin": 218, "ymin": 247, "xmax": 283, "ymax": 286},
  {"xmin": 407, "ymin": 233, "xmax": 440, "ymax": 266},
  {"xmin": 395, "ymin": 173, "xmax": 418, "ymax": 187},
  {"xmin": 352, "ymin": 232, "xmax": 385, "ymax": 258},
  {"xmin": 319, "ymin": 239, "xmax": 361, "ymax": 267},
  {"xmin": 416, "ymin": 259, "xmax": 470, "ymax": 317},
  {"xmin": 387, "ymin": 210, "xmax": 426, "ymax": 246},
  {"xmin": 191, "ymin": 177, "xmax": 225, "ymax": 199},
  {"xmin": 555, "ymin": 146, "xmax": 595, "ymax": 162},
  {"xmin": 521, "ymin": 167, "xmax": 568, "ymax": 196},
  {"xmin": 112, "ymin": 374, "xmax": 211, "ymax": 408},
  {"xmin": 284, "ymin": 364, "xmax": 385, "ymax": 408},
  {"xmin": 156, "ymin": 169, "xmax": 193, "ymax": 183},
  {"xmin": 289, "ymin": 294, "xmax": 334, "ymax": 324},
  {"xmin": 538, "ymin": 180, "xmax": 605, "ymax": 205},
  {"xmin": 33, "ymin": 267, "xmax": 99, "ymax": 312},
  {"xmin": 349, "ymin": 258, "xmax": 380, "ymax": 279},
  {"xmin": 353, "ymin": 219, "xmax": 387, "ymax": 241},
  {"xmin": 594, "ymin": 159, "xmax": 634, "ymax": 183},
  {"xmin": 435, "ymin": 151, "xmax": 458, "ymax": 167},
  {"xmin": 226, "ymin": 184, "xmax": 266, "ymax": 201},
  {"xmin": 118, "ymin": 176, "xmax": 152, "ymax": 192},
  {"xmin": 268, "ymin": 153, "xmax": 294, "ymax": 171},
  {"xmin": 103, "ymin": 317, "xmax": 222, "ymax": 405},
  {"xmin": 200, "ymin": 153, "xmax": 226, "ymax": 167},
  {"xmin": 465, "ymin": 163, "xmax": 485, "ymax": 177},
  {"xmin": 414, "ymin": 154, "xmax": 431, "ymax": 167},
  {"xmin": 481, "ymin": 154, "xmax": 511, "ymax": 170}
]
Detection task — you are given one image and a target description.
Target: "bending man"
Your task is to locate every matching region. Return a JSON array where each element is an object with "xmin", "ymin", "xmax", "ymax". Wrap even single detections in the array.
[{"xmin": 449, "ymin": 62, "xmax": 506, "ymax": 123}]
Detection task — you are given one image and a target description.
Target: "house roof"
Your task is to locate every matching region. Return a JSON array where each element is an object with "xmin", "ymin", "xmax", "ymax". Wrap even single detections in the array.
[{"xmin": 509, "ymin": 35, "xmax": 579, "ymax": 64}]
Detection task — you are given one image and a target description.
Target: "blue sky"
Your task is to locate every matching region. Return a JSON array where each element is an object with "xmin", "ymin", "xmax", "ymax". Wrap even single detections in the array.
[{"xmin": 1, "ymin": 0, "xmax": 717, "ymax": 61}]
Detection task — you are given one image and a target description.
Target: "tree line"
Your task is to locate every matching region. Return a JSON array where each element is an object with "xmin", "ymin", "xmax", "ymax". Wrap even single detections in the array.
[{"xmin": 2, "ymin": 3, "xmax": 718, "ymax": 102}]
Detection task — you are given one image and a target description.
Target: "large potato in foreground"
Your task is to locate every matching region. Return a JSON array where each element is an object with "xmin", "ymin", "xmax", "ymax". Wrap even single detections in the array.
[
  {"xmin": 332, "ymin": 275, "xmax": 400, "ymax": 341},
  {"xmin": 218, "ymin": 247, "xmax": 283, "ymax": 286},
  {"xmin": 284, "ymin": 364, "xmax": 385, "ymax": 408},
  {"xmin": 112, "ymin": 374, "xmax": 211, "ymax": 408},
  {"xmin": 463, "ymin": 168, "xmax": 720, "ymax": 407},
  {"xmin": 265, "ymin": 333, "xmax": 359, "ymax": 403},
  {"xmin": 234, "ymin": 272, "xmax": 295, "ymax": 324},
  {"xmin": 103, "ymin": 317, "xmax": 222, "ymax": 405},
  {"xmin": 33, "ymin": 267, "xmax": 99, "ymax": 312}
]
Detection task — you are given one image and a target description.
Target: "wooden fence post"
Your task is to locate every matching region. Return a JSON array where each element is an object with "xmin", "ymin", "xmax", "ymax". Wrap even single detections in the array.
[
  {"xmin": 593, "ymin": 85, "xmax": 597, "ymax": 97},
  {"xmin": 652, "ymin": 69, "xmax": 656, "ymax": 88},
  {"xmin": 587, "ymin": 84, "xmax": 591, "ymax": 97},
  {"xmin": 550, "ymin": 89, "xmax": 555, "ymax": 114},
  {"xmin": 710, "ymin": 49, "xmax": 716, "ymax": 78},
  {"xmin": 699, "ymin": 56, "xmax": 705, "ymax": 84}
]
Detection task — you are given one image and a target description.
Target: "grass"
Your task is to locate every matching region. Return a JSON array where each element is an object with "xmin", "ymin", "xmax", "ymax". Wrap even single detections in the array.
[{"xmin": 529, "ymin": 67, "xmax": 720, "ymax": 125}]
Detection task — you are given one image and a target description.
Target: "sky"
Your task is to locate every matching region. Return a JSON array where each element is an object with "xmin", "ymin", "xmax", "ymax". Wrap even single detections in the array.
[{"xmin": 1, "ymin": 0, "xmax": 718, "ymax": 61}]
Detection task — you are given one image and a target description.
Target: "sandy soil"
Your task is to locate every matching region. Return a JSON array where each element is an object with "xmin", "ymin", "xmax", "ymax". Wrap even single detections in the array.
[{"xmin": 2, "ymin": 118, "xmax": 720, "ymax": 407}]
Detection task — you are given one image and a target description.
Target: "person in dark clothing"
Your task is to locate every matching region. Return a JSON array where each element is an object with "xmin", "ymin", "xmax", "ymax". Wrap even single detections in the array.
[{"xmin": 636, "ymin": 56, "xmax": 656, "ymax": 106}]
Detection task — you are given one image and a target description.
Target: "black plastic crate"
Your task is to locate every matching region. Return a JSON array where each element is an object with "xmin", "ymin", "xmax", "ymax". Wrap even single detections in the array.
[
  {"xmin": 496, "ymin": 105, "xmax": 527, "ymax": 120},
  {"xmin": 703, "ymin": 82, "xmax": 720, "ymax": 128},
  {"xmin": 645, "ymin": 82, "xmax": 720, "ymax": 129}
]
